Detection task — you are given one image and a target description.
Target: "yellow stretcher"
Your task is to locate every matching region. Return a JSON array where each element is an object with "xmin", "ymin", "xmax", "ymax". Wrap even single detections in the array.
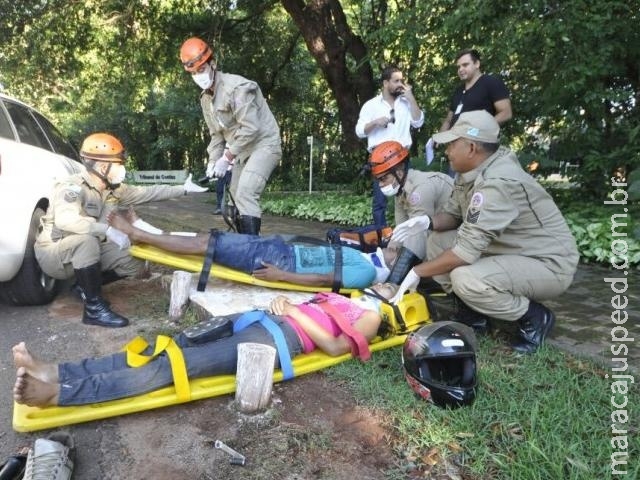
[
  {"xmin": 129, "ymin": 244, "xmax": 356, "ymax": 293},
  {"xmin": 13, "ymin": 293, "xmax": 430, "ymax": 432}
]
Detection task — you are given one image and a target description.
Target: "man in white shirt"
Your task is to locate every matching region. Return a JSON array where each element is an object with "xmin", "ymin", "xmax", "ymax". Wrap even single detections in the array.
[{"xmin": 356, "ymin": 65, "xmax": 424, "ymax": 227}]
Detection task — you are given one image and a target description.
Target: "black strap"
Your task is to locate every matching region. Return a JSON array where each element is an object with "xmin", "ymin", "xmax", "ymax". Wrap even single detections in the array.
[
  {"xmin": 197, "ymin": 229, "xmax": 217, "ymax": 292},
  {"xmin": 361, "ymin": 288, "xmax": 407, "ymax": 332},
  {"xmin": 221, "ymin": 188, "xmax": 239, "ymax": 232},
  {"xmin": 331, "ymin": 245, "xmax": 343, "ymax": 293}
]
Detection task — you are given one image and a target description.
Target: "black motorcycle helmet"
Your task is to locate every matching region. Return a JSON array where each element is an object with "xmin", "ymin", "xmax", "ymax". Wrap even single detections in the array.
[{"xmin": 402, "ymin": 321, "xmax": 478, "ymax": 408}]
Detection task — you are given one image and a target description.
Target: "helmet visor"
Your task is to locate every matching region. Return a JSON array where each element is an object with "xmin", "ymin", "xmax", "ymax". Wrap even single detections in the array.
[
  {"xmin": 183, "ymin": 50, "xmax": 210, "ymax": 70},
  {"xmin": 416, "ymin": 354, "xmax": 476, "ymax": 388}
]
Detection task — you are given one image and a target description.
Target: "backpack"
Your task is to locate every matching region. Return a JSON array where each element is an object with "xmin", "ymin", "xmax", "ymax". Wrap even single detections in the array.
[{"xmin": 326, "ymin": 225, "xmax": 393, "ymax": 253}]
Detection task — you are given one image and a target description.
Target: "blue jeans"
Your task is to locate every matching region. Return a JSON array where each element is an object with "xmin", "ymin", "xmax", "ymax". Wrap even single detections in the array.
[
  {"xmin": 372, "ymin": 180, "xmax": 388, "ymax": 228},
  {"xmin": 57, "ymin": 316, "xmax": 302, "ymax": 405},
  {"xmin": 215, "ymin": 170, "xmax": 232, "ymax": 209},
  {"xmin": 212, "ymin": 232, "xmax": 296, "ymax": 274}
]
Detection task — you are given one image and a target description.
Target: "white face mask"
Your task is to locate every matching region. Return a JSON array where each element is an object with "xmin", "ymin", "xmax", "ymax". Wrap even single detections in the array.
[
  {"xmin": 380, "ymin": 183, "xmax": 400, "ymax": 197},
  {"xmin": 108, "ymin": 164, "xmax": 126, "ymax": 187},
  {"xmin": 192, "ymin": 64, "xmax": 215, "ymax": 90}
]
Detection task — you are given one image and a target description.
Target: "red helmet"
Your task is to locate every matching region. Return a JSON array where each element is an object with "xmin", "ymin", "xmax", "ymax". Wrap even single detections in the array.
[
  {"xmin": 369, "ymin": 141, "xmax": 409, "ymax": 176},
  {"xmin": 80, "ymin": 133, "xmax": 125, "ymax": 163},
  {"xmin": 180, "ymin": 37, "xmax": 213, "ymax": 72}
]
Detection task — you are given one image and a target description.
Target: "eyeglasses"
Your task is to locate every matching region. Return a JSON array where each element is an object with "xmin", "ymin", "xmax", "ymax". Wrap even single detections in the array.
[{"xmin": 389, "ymin": 109, "xmax": 395, "ymax": 124}]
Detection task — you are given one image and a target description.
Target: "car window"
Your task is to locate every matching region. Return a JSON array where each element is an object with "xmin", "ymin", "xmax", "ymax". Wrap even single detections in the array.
[
  {"xmin": 3, "ymin": 101, "xmax": 51, "ymax": 150},
  {"xmin": 32, "ymin": 110, "xmax": 79, "ymax": 160},
  {"xmin": 0, "ymin": 101, "xmax": 15, "ymax": 140}
]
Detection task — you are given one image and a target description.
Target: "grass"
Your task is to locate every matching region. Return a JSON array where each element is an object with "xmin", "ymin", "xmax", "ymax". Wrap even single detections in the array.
[{"xmin": 327, "ymin": 338, "xmax": 639, "ymax": 479}]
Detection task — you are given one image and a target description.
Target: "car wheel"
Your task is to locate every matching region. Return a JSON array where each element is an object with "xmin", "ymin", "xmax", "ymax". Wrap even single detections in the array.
[{"xmin": 0, "ymin": 207, "xmax": 60, "ymax": 305}]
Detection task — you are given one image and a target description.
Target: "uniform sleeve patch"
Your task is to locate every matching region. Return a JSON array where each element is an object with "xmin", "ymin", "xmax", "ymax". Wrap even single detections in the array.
[
  {"xmin": 63, "ymin": 190, "xmax": 79, "ymax": 203},
  {"xmin": 466, "ymin": 192, "xmax": 484, "ymax": 224},
  {"xmin": 408, "ymin": 191, "xmax": 421, "ymax": 206},
  {"xmin": 470, "ymin": 192, "xmax": 484, "ymax": 208}
]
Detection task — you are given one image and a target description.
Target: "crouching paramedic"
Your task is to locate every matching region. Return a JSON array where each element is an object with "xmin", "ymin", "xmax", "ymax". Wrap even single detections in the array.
[
  {"xmin": 389, "ymin": 111, "xmax": 579, "ymax": 354},
  {"xmin": 368, "ymin": 140, "xmax": 453, "ymax": 280},
  {"xmin": 34, "ymin": 133, "xmax": 208, "ymax": 328}
]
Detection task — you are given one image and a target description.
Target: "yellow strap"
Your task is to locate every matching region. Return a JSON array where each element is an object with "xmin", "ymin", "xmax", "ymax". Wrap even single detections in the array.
[{"xmin": 123, "ymin": 335, "xmax": 191, "ymax": 402}]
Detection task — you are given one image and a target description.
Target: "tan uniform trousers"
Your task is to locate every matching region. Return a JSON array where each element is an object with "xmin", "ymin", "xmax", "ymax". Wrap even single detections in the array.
[
  {"xmin": 229, "ymin": 144, "xmax": 280, "ymax": 217},
  {"xmin": 428, "ymin": 231, "xmax": 575, "ymax": 321},
  {"xmin": 35, "ymin": 234, "xmax": 142, "ymax": 280}
]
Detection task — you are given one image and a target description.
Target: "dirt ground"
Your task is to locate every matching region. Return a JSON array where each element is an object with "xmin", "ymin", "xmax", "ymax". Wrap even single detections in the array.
[{"xmin": 0, "ymin": 196, "xmax": 414, "ymax": 479}]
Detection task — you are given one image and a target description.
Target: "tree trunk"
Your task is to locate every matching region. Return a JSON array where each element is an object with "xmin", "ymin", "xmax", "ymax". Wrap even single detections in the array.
[{"xmin": 281, "ymin": 0, "xmax": 376, "ymax": 154}]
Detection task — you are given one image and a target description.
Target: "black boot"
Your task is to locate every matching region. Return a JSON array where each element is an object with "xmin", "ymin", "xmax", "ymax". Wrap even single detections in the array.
[
  {"xmin": 385, "ymin": 247, "xmax": 421, "ymax": 284},
  {"xmin": 238, "ymin": 215, "xmax": 262, "ymax": 235},
  {"xmin": 101, "ymin": 269, "xmax": 124, "ymax": 285},
  {"xmin": 511, "ymin": 301, "xmax": 555, "ymax": 354},
  {"xmin": 74, "ymin": 264, "xmax": 129, "ymax": 328},
  {"xmin": 450, "ymin": 294, "xmax": 491, "ymax": 335},
  {"xmin": 71, "ymin": 269, "xmax": 121, "ymax": 300}
]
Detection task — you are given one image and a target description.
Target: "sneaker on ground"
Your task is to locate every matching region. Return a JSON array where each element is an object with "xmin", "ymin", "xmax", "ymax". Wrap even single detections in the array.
[{"xmin": 23, "ymin": 432, "xmax": 75, "ymax": 480}]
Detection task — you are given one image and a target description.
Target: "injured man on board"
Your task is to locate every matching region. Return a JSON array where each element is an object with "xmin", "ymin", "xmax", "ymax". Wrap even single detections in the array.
[
  {"xmin": 12, "ymin": 292, "xmax": 385, "ymax": 407},
  {"xmin": 105, "ymin": 210, "xmax": 421, "ymax": 291}
]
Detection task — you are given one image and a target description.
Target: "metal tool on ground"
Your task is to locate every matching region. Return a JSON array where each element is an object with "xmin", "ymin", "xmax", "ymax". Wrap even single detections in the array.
[{"xmin": 214, "ymin": 440, "xmax": 246, "ymax": 466}]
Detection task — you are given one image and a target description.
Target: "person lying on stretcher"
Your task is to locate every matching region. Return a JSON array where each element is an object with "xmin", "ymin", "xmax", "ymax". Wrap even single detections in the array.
[
  {"xmin": 106, "ymin": 211, "xmax": 421, "ymax": 290},
  {"xmin": 13, "ymin": 292, "xmax": 396, "ymax": 407}
]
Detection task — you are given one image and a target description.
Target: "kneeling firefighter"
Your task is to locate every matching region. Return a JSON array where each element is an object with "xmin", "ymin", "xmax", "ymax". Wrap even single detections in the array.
[
  {"xmin": 368, "ymin": 141, "xmax": 453, "ymax": 272},
  {"xmin": 35, "ymin": 133, "xmax": 206, "ymax": 327}
]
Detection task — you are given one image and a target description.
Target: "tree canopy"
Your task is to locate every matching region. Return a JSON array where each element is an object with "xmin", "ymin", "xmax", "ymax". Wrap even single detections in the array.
[{"xmin": 1, "ymin": 0, "xmax": 638, "ymax": 198}]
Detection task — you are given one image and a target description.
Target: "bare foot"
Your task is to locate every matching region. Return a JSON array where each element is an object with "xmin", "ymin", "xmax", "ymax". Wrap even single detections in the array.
[
  {"xmin": 13, "ymin": 367, "xmax": 59, "ymax": 407},
  {"xmin": 12, "ymin": 342, "xmax": 58, "ymax": 383}
]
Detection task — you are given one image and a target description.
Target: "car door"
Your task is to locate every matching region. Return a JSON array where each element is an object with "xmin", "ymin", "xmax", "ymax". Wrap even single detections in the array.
[{"xmin": 0, "ymin": 98, "xmax": 82, "ymax": 304}]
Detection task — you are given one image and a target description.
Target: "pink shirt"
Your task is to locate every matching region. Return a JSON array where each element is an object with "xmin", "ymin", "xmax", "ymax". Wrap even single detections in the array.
[{"xmin": 285, "ymin": 293, "xmax": 368, "ymax": 353}]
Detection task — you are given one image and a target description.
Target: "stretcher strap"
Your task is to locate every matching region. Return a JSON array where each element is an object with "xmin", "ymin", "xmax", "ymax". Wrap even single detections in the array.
[
  {"xmin": 233, "ymin": 311, "xmax": 294, "ymax": 380},
  {"xmin": 331, "ymin": 245, "xmax": 343, "ymax": 293},
  {"xmin": 124, "ymin": 335, "xmax": 191, "ymax": 402},
  {"xmin": 313, "ymin": 293, "xmax": 371, "ymax": 361},
  {"xmin": 197, "ymin": 229, "xmax": 217, "ymax": 292},
  {"xmin": 363, "ymin": 288, "xmax": 406, "ymax": 332}
]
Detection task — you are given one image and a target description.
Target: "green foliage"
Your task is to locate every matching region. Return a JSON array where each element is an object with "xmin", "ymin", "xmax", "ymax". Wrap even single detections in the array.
[
  {"xmin": 262, "ymin": 192, "xmax": 375, "ymax": 225},
  {"xmin": 1, "ymin": 0, "xmax": 637, "ymax": 200},
  {"xmin": 564, "ymin": 216, "xmax": 637, "ymax": 265},
  {"xmin": 328, "ymin": 341, "xmax": 639, "ymax": 478}
]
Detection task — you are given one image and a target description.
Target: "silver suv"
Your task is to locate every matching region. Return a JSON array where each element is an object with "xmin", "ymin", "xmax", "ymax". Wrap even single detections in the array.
[{"xmin": 0, "ymin": 93, "xmax": 83, "ymax": 305}]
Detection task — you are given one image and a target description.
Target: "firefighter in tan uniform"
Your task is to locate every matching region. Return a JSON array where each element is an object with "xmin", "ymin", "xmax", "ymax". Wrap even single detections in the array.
[
  {"xmin": 390, "ymin": 111, "xmax": 579, "ymax": 354},
  {"xmin": 368, "ymin": 141, "xmax": 453, "ymax": 283},
  {"xmin": 35, "ymin": 133, "xmax": 208, "ymax": 328},
  {"xmin": 180, "ymin": 37, "xmax": 281, "ymax": 235}
]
